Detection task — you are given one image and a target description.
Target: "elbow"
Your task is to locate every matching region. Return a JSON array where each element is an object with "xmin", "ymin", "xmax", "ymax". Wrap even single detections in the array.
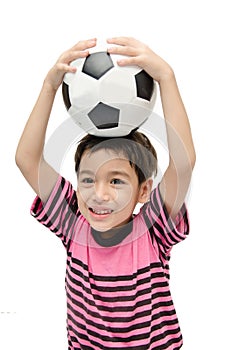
[
  {"xmin": 170, "ymin": 146, "xmax": 196, "ymax": 174},
  {"xmin": 15, "ymin": 152, "xmax": 28, "ymax": 176},
  {"xmin": 15, "ymin": 146, "xmax": 27, "ymax": 172},
  {"xmin": 15, "ymin": 147, "xmax": 23, "ymax": 170},
  {"xmin": 190, "ymin": 147, "xmax": 196, "ymax": 170},
  {"xmin": 15, "ymin": 147, "xmax": 39, "ymax": 175}
]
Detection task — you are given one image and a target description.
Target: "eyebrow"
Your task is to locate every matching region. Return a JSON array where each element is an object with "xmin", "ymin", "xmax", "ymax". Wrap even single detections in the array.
[
  {"xmin": 78, "ymin": 169, "xmax": 131, "ymax": 179},
  {"xmin": 78, "ymin": 170, "xmax": 94, "ymax": 177},
  {"xmin": 108, "ymin": 170, "xmax": 131, "ymax": 179}
]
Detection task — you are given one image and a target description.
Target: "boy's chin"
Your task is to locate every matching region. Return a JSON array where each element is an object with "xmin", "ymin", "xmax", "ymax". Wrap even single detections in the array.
[{"xmin": 91, "ymin": 224, "xmax": 113, "ymax": 233}]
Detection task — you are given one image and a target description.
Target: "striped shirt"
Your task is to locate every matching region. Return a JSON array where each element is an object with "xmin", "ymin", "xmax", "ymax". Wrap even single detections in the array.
[{"xmin": 31, "ymin": 175, "xmax": 189, "ymax": 349}]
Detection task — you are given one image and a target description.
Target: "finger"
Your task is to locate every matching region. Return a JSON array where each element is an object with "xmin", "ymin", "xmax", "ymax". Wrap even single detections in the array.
[
  {"xmin": 70, "ymin": 38, "xmax": 97, "ymax": 51},
  {"xmin": 54, "ymin": 62, "xmax": 79, "ymax": 76},
  {"xmin": 58, "ymin": 49, "xmax": 89, "ymax": 64},
  {"xmin": 59, "ymin": 38, "xmax": 97, "ymax": 64},
  {"xmin": 107, "ymin": 45, "xmax": 138, "ymax": 57},
  {"xmin": 107, "ymin": 36, "xmax": 137, "ymax": 46},
  {"xmin": 116, "ymin": 56, "xmax": 140, "ymax": 67}
]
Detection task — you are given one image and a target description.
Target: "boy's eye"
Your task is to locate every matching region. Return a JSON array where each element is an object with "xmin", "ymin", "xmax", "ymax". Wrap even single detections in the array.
[
  {"xmin": 81, "ymin": 178, "xmax": 94, "ymax": 184},
  {"xmin": 111, "ymin": 179, "xmax": 125, "ymax": 185}
]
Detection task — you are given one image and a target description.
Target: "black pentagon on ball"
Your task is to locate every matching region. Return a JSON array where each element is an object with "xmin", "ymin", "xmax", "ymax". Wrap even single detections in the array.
[
  {"xmin": 82, "ymin": 52, "xmax": 114, "ymax": 80},
  {"xmin": 62, "ymin": 82, "xmax": 71, "ymax": 110},
  {"xmin": 88, "ymin": 102, "xmax": 119, "ymax": 129},
  {"xmin": 135, "ymin": 70, "xmax": 154, "ymax": 101}
]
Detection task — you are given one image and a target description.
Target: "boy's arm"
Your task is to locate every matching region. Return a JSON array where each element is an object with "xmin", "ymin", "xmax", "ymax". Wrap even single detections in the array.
[
  {"xmin": 107, "ymin": 37, "xmax": 196, "ymax": 219},
  {"xmin": 15, "ymin": 83, "xmax": 59, "ymax": 202},
  {"xmin": 158, "ymin": 72, "xmax": 196, "ymax": 219},
  {"xmin": 15, "ymin": 39, "xmax": 97, "ymax": 202}
]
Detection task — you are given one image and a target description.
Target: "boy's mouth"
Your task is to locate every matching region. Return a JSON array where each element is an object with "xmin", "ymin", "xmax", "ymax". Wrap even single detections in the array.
[{"xmin": 89, "ymin": 207, "xmax": 113, "ymax": 216}]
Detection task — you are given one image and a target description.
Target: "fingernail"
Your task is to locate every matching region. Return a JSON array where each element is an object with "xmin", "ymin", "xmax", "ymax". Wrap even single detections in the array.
[{"xmin": 80, "ymin": 51, "xmax": 88, "ymax": 56}]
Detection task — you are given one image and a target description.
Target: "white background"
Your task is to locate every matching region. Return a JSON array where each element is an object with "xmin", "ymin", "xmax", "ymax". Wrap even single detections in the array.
[{"xmin": 1, "ymin": 0, "xmax": 232, "ymax": 349}]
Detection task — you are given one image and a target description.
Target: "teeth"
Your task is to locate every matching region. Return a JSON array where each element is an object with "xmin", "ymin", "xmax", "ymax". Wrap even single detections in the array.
[{"xmin": 92, "ymin": 208, "xmax": 112, "ymax": 215}]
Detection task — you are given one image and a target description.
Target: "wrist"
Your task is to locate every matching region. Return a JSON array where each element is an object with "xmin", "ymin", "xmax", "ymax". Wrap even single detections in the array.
[
  {"xmin": 158, "ymin": 66, "xmax": 175, "ymax": 85},
  {"xmin": 42, "ymin": 80, "xmax": 58, "ymax": 95}
]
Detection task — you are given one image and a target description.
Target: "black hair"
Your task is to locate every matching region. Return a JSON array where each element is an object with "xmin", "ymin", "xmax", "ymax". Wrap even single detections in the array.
[{"xmin": 74, "ymin": 131, "xmax": 157, "ymax": 184}]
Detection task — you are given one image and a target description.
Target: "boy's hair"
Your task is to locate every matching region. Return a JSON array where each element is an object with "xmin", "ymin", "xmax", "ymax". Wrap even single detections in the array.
[{"xmin": 74, "ymin": 131, "xmax": 157, "ymax": 185}]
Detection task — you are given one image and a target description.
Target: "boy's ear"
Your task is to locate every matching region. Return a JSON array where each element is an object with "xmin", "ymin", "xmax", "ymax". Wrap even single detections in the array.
[{"xmin": 138, "ymin": 178, "xmax": 153, "ymax": 203}]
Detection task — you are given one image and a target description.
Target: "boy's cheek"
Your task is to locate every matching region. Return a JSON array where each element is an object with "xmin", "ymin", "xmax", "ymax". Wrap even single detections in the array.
[
  {"xmin": 76, "ymin": 187, "xmax": 89, "ymax": 201},
  {"xmin": 76, "ymin": 189, "xmax": 86, "ymax": 208}
]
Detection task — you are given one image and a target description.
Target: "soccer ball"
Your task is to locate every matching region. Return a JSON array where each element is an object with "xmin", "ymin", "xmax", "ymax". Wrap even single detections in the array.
[{"xmin": 62, "ymin": 48, "xmax": 157, "ymax": 137}]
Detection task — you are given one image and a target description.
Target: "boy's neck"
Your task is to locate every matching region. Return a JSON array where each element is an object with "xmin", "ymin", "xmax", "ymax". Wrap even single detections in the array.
[{"xmin": 91, "ymin": 219, "xmax": 133, "ymax": 247}]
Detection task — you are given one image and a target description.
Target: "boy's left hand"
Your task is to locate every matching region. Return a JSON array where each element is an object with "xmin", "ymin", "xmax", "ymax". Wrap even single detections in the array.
[{"xmin": 107, "ymin": 37, "xmax": 173, "ymax": 83}]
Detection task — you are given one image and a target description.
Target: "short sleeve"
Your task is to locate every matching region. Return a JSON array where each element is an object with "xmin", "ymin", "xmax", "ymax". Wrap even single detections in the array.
[
  {"xmin": 144, "ymin": 184, "xmax": 190, "ymax": 256},
  {"xmin": 30, "ymin": 175, "xmax": 79, "ymax": 247}
]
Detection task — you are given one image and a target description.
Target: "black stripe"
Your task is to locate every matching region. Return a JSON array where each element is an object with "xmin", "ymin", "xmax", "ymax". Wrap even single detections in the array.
[
  {"xmin": 95, "ymin": 268, "xmax": 164, "ymax": 283},
  {"xmin": 89, "ymin": 274, "xmax": 164, "ymax": 293},
  {"xmin": 149, "ymin": 189, "xmax": 161, "ymax": 217},
  {"xmin": 150, "ymin": 333, "xmax": 182, "ymax": 350},
  {"xmin": 69, "ymin": 316, "xmax": 150, "ymax": 343},
  {"xmin": 32, "ymin": 197, "xmax": 42, "ymax": 215},
  {"xmin": 68, "ymin": 310, "xmax": 150, "ymax": 335}
]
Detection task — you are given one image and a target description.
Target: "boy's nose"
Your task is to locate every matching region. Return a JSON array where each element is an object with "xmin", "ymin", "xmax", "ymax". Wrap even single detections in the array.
[{"xmin": 94, "ymin": 183, "xmax": 111, "ymax": 202}]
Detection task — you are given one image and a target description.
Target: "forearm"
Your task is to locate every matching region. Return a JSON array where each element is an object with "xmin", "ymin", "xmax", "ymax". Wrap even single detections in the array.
[{"xmin": 16, "ymin": 81, "xmax": 56, "ymax": 169}]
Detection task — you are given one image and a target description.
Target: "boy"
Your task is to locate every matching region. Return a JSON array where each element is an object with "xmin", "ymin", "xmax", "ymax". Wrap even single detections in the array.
[{"xmin": 15, "ymin": 37, "xmax": 196, "ymax": 349}]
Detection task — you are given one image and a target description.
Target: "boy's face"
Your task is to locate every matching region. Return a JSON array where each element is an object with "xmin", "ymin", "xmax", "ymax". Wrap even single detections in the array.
[{"xmin": 76, "ymin": 148, "xmax": 151, "ymax": 232}]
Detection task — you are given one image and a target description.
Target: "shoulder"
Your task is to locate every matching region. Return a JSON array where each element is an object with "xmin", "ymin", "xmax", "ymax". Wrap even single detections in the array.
[
  {"xmin": 31, "ymin": 175, "xmax": 78, "ymax": 219},
  {"xmin": 141, "ymin": 183, "xmax": 190, "ymax": 247}
]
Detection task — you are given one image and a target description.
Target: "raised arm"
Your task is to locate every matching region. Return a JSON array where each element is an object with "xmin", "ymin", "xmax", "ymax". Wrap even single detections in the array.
[
  {"xmin": 157, "ymin": 71, "xmax": 196, "ymax": 219},
  {"xmin": 107, "ymin": 37, "xmax": 196, "ymax": 219},
  {"xmin": 15, "ymin": 39, "xmax": 97, "ymax": 202}
]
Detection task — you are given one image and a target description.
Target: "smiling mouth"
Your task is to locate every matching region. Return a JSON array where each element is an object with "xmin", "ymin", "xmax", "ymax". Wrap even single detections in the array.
[{"xmin": 89, "ymin": 208, "xmax": 113, "ymax": 215}]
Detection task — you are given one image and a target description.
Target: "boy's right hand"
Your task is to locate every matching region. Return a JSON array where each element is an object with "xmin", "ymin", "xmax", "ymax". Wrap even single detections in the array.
[{"xmin": 44, "ymin": 38, "xmax": 97, "ymax": 92}]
